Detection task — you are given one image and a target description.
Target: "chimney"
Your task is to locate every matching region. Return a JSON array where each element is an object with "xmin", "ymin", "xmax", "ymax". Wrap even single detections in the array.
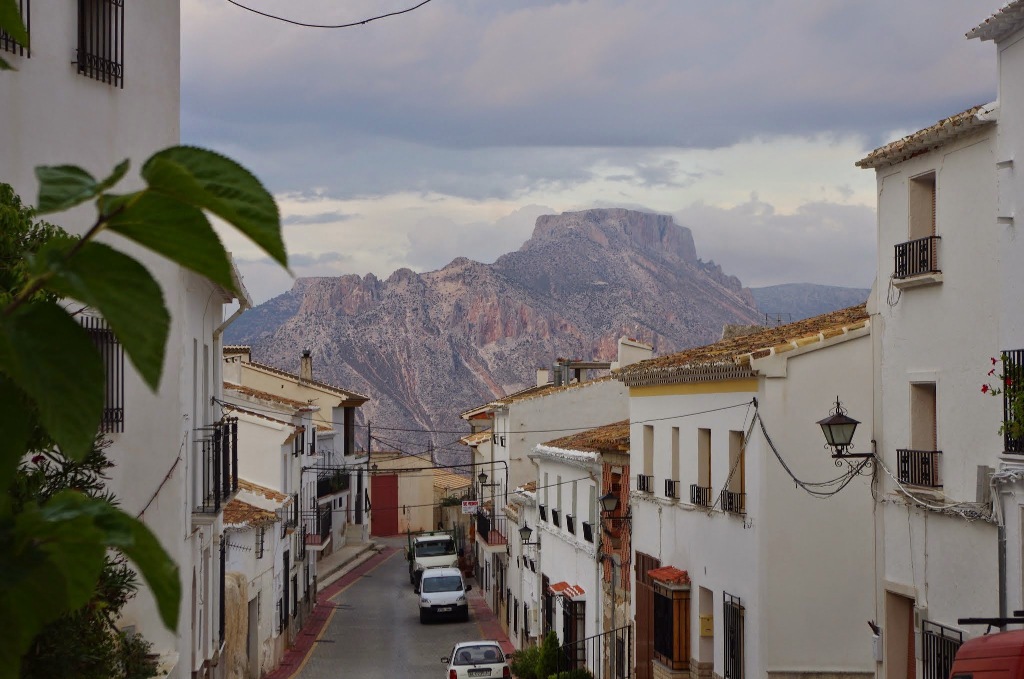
[
  {"xmin": 536, "ymin": 368, "xmax": 550, "ymax": 387},
  {"xmin": 300, "ymin": 349, "xmax": 313, "ymax": 381},
  {"xmin": 616, "ymin": 336, "xmax": 653, "ymax": 368}
]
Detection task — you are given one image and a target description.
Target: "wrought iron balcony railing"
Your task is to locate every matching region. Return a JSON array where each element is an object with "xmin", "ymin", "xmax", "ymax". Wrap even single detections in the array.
[
  {"xmin": 316, "ymin": 469, "xmax": 350, "ymax": 497},
  {"xmin": 721, "ymin": 489, "xmax": 746, "ymax": 514},
  {"xmin": 476, "ymin": 511, "xmax": 508, "ymax": 545},
  {"xmin": 665, "ymin": 479, "xmax": 680, "ymax": 499},
  {"xmin": 582, "ymin": 521, "xmax": 593, "ymax": 543},
  {"xmin": 690, "ymin": 484, "xmax": 712, "ymax": 507},
  {"xmin": 194, "ymin": 417, "xmax": 239, "ymax": 513},
  {"xmin": 1003, "ymin": 349, "xmax": 1024, "ymax": 454},
  {"xmin": 305, "ymin": 506, "xmax": 332, "ymax": 546},
  {"xmin": 897, "ymin": 449, "xmax": 943, "ymax": 488},
  {"xmin": 637, "ymin": 474, "xmax": 654, "ymax": 493},
  {"xmin": 894, "ymin": 236, "xmax": 941, "ymax": 279}
]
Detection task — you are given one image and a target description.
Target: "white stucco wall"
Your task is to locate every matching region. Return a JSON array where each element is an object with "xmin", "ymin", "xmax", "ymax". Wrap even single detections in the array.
[{"xmin": 871, "ymin": 121, "xmax": 1001, "ymax": 661}]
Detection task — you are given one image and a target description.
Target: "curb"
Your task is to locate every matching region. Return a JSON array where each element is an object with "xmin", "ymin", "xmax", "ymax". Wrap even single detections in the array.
[{"xmin": 317, "ymin": 542, "xmax": 380, "ymax": 591}]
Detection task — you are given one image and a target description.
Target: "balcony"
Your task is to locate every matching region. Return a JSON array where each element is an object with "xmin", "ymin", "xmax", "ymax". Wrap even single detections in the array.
[
  {"xmin": 1003, "ymin": 349, "xmax": 1024, "ymax": 454},
  {"xmin": 894, "ymin": 236, "xmax": 941, "ymax": 284},
  {"xmin": 476, "ymin": 511, "xmax": 508, "ymax": 546},
  {"xmin": 690, "ymin": 484, "xmax": 711, "ymax": 507},
  {"xmin": 720, "ymin": 489, "xmax": 746, "ymax": 514},
  {"xmin": 551, "ymin": 509, "xmax": 561, "ymax": 528},
  {"xmin": 316, "ymin": 469, "xmax": 350, "ymax": 498},
  {"xmin": 897, "ymin": 449, "xmax": 943, "ymax": 488},
  {"xmin": 582, "ymin": 521, "xmax": 593, "ymax": 543},
  {"xmin": 194, "ymin": 417, "xmax": 239, "ymax": 514},
  {"xmin": 665, "ymin": 479, "xmax": 680, "ymax": 500},
  {"xmin": 637, "ymin": 474, "xmax": 654, "ymax": 493},
  {"xmin": 305, "ymin": 506, "xmax": 332, "ymax": 551},
  {"xmin": 566, "ymin": 514, "xmax": 576, "ymax": 535}
]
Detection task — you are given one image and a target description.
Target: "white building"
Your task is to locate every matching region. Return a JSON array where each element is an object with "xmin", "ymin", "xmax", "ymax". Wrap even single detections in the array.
[
  {"xmin": 223, "ymin": 347, "xmax": 370, "ymax": 552},
  {"xmin": 854, "ymin": 4, "xmax": 1024, "ymax": 676},
  {"xmin": 1, "ymin": 4, "xmax": 245, "ymax": 677},
  {"xmin": 616, "ymin": 307, "xmax": 875, "ymax": 679},
  {"xmin": 219, "ymin": 383, "xmax": 319, "ymax": 650}
]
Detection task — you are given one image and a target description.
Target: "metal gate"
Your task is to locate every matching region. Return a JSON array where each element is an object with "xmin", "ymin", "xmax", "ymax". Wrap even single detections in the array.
[{"xmin": 556, "ymin": 624, "xmax": 633, "ymax": 679}]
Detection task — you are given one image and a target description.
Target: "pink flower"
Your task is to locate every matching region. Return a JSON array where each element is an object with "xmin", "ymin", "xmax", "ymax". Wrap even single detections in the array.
[
  {"xmin": 31, "ymin": 455, "xmax": 44, "ymax": 464},
  {"xmin": 993, "ymin": 357, "xmax": 999, "ymax": 365},
  {"xmin": 982, "ymin": 384, "xmax": 991, "ymax": 394},
  {"xmin": 1008, "ymin": 378, "xmax": 1014, "ymax": 387},
  {"xmin": 990, "ymin": 368, "xmax": 997, "ymax": 376}
]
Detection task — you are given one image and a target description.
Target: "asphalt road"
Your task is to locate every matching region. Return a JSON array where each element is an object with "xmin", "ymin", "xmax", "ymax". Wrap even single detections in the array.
[{"xmin": 297, "ymin": 538, "xmax": 487, "ymax": 679}]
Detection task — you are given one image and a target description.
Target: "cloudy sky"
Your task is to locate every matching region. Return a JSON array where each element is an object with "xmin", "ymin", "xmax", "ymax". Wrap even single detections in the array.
[{"xmin": 182, "ymin": 0, "xmax": 1004, "ymax": 304}]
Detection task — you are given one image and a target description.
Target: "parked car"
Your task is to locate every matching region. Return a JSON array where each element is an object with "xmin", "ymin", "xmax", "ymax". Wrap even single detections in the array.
[
  {"xmin": 419, "ymin": 567, "xmax": 471, "ymax": 623},
  {"xmin": 949, "ymin": 629, "xmax": 1024, "ymax": 678},
  {"xmin": 442, "ymin": 641, "xmax": 510, "ymax": 679}
]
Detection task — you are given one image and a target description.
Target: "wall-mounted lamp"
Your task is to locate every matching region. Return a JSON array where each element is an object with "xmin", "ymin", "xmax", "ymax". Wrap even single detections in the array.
[
  {"xmin": 478, "ymin": 471, "xmax": 499, "ymax": 488},
  {"xmin": 519, "ymin": 523, "xmax": 541, "ymax": 546},
  {"xmin": 599, "ymin": 491, "xmax": 631, "ymax": 527},
  {"xmin": 817, "ymin": 397, "xmax": 870, "ymax": 459}
]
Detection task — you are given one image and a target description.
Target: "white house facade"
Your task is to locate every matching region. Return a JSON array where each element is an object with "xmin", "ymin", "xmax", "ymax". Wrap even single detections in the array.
[
  {"xmin": 616, "ymin": 307, "xmax": 875, "ymax": 679},
  {"xmin": 1, "ymin": 4, "xmax": 245, "ymax": 677}
]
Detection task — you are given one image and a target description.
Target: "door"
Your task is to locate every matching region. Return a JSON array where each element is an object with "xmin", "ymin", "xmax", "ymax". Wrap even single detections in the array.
[
  {"xmin": 371, "ymin": 473, "xmax": 399, "ymax": 536},
  {"xmin": 635, "ymin": 552, "xmax": 660, "ymax": 679}
]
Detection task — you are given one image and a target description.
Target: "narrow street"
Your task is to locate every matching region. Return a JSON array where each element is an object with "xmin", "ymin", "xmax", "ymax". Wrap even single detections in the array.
[{"xmin": 282, "ymin": 538, "xmax": 509, "ymax": 679}]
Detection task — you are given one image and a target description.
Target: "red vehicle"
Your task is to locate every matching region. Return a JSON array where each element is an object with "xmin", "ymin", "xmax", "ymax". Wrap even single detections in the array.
[{"xmin": 950, "ymin": 630, "xmax": 1024, "ymax": 679}]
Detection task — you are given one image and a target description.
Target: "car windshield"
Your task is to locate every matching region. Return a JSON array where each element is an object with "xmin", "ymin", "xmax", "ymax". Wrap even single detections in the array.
[
  {"xmin": 416, "ymin": 540, "xmax": 455, "ymax": 557},
  {"xmin": 452, "ymin": 644, "xmax": 504, "ymax": 665},
  {"xmin": 422, "ymin": 575, "xmax": 463, "ymax": 593}
]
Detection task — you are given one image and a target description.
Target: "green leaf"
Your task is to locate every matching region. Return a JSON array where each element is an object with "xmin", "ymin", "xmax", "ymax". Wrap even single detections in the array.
[
  {"xmin": 0, "ymin": 496, "xmax": 108, "ymax": 677},
  {"xmin": 96, "ymin": 159, "xmax": 130, "ymax": 193},
  {"xmin": 0, "ymin": 376, "xmax": 33, "ymax": 500},
  {"xmin": 142, "ymin": 146, "xmax": 287, "ymax": 268},
  {"xmin": 35, "ymin": 165, "xmax": 98, "ymax": 214},
  {"xmin": 0, "ymin": 303, "xmax": 103, "ymax": 460},
  {"xmin": 32, "ymin": 239, "xmax": 168, "ymax": 390},
  {"xmin": 0, "ymin": 0, "xmax": 28, "ymax": 49},
  {"xmin": 0, "ymin": 55, "xmax": 13, "ymax": 71},
  {"xmin": 93, "ymin": 504, "xmax": 181, "ymax": 630},
  {"xmin": 103, "ymin": 190, "xmax": 236, "ymax": 292}
]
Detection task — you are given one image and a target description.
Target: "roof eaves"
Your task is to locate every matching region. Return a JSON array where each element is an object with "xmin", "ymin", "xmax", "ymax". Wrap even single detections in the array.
[
  {"xmin": 855, "ymin": 104, "xmax": 996, "ymax": 169},
  {"xmin": 967, "ymin": 1, "xmax": 1024, "ymax": 41}
]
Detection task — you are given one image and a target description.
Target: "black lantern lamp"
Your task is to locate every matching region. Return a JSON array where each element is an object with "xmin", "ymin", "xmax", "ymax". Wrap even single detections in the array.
[
  {"xmin": 599, "ymin": 491, "xmax": 630, "ymax": 526},
  {"xmin": 519, "ymin": 523, "xmax": 540, "ymax": 546},
  {"xmin": 817, "ymin": 397, "xmax": 869, "ymax": 459}
]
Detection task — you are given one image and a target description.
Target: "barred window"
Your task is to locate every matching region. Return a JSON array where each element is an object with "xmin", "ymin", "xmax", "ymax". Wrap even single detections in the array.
[
  {"xmin": 80, "ymin": 316, "xmax": 125, "ymax": 433},
  {"xmin": 724, "ymin": 593, "xmax": 744, "ymax": 679},
  {"xmin": 76, "ymin": 0, "xmax": 124, "ymax": 87},
  {"xmin": 1, "ymin": 0, "xmax": 29, "ymax": 57},
  {"xmin": 653, "ymin": 583, "xmax": 690, "ymax": 671},
  {"xmin": 255, "ymin": 526, "xmax": 265, "ymax": 559}
]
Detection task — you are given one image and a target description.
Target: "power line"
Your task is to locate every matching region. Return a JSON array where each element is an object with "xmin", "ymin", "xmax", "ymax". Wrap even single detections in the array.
[
  {"xmin": 224, "ymin": 0, "xmax": 434, "ymax": 28},
  {"xmin": 213, "ymin": 395, "xmax": 753, "ymax": 437}
]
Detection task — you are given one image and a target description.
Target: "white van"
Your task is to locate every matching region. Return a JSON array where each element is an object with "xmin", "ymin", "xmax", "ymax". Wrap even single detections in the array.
[{"xmin": 418, "ymin": 567, "xmax": 471, "ymax": 623}]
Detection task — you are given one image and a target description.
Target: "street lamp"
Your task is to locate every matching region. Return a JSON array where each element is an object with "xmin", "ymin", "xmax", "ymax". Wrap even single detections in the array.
[
  {"xmin": 519, "ymin": 523, "xmax": 541, "ymax": 546},
  {"xmin": 817, "ymin": 397, "xmax": 869, "ymax": 459},
  {"xmin": 599, "ymin": 491, "xmax": 631, "ymax": 527}
]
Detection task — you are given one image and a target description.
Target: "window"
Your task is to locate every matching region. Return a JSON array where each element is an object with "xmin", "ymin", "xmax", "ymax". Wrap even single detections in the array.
[
  {"xmin": 255, "ymin": 527, "xmax": 265, "ymax": 559},
  {"xmin": 0, "ymin": 0, "xmax": 29, "ymax": 57},
  {"xmin": 653, "ymin": 583, "xmax": 690, "ymax": 671},
  {"xmin": 523, "ymin": 602, "xmax": 529, "ymax": 637},
  {"xmin": 896, "ymin": 171, "xmax": 940, "ymax": 278},
  {"xmin": 722, "ymin": 430, "xmax": 745, "ymax": 514},
  {"xmin": 80, "ymin": 316, "xmax": 125, "ymax": 433},
  {"xmin": 899, "ymin": 383, "xmax": 941, "ymax": 487},
  {"xmin": 922, "ymin": 620, "xmax": 962, "ymax": 679},
  {"xmin": 723, "ymin": 593, "xmax": 744, "ymax": 679},
  {"xmin": 670, "ymin": 427, "xmax": 680, "ymax": 497},
  {"xmin": 692, "ymin": 429, "xmax": 712, "ymax": 506},
  {"xmin": 542, "ymin": 575, "xmax": 553, "ymax": 635},
  {"xmin": 643, "ymin": 425, "xmax": 654, "ymax": 478},
  {"xmin": 76, "ymin": 0, "xmax": 124, "ymax": 87},
  {"xmin": 513, "ymin": 597, "xmax": 519, "ymax": 634},
  {"xmin": 562, "ymin": 599, "xmax": 586, "ymax": 669}
]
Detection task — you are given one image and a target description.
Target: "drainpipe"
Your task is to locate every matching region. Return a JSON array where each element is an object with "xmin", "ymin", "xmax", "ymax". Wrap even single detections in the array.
[{"xmin": 214, "ymin": 260, "xmax": 253, "ymax": 340}]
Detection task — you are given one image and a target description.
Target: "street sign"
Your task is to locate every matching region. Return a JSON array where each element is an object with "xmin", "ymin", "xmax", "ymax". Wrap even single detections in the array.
[{"xmin": 461, "ymin": 500, "xmax": 480, "ymax": 514}]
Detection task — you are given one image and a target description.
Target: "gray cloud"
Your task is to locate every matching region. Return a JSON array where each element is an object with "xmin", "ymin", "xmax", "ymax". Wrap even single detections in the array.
[{"xmin": 283, "ymin": 211, "xmax": 357, "ymax": 226}]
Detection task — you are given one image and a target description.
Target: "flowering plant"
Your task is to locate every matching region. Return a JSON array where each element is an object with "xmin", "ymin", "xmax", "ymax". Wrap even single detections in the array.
[{"xmin": 982, "ymin": 355, "xmax": 1024, "ymax": 442}]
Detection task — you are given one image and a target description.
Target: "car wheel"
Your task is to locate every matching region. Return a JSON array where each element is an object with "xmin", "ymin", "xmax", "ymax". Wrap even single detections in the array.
[{"xmin": 419, "ymin": 610, "xmax": 428, "ymax": 624}]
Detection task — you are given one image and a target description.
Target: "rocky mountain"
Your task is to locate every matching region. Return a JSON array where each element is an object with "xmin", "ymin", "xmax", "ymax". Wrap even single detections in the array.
[
  {"xmin": 225, "ymin": 209, "xmax": 772, "ymax": 458},
  {"xmin": 749, "ymin": 283, "xmax": 870, "ymax": 323}
]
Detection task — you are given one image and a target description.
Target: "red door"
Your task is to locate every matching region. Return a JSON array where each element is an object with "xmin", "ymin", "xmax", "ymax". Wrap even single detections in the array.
[{"xmin": 370, "ymin": 473, "xmax": 399, "ymax": 536}]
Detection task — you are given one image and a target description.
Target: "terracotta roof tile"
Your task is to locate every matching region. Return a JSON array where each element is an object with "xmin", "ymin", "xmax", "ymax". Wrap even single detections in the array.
[
  {"xmin": 434, "ymin": 468, "xmax": 472, "ymax": 491},
  {"xmin": 856, "ymin": 105, "xmax": 995, "ymax": 169},
  {"xmin": 548, "ymin": 581, "xmax": 586, "ymax": 600},
  {"xmin": 245, "ymin": 360, "xmax": 369, "ymax": 404},
  {"xmin": 616, "ymin": 305, "xmax": 869, "ymax": 387},
  {"xmin": 238, "ymin": 478, "xmax": 288, "ymax": 503},
  {"xmin": 224, "ymin": 498, "xmax": 277, "ymax": 526},
  {"xmin": 967, "ymin": 1, "xmax": 1024, "ymax": 42},
  {"xmin": 224, "ymin": 383, "xmax": 312, "ymax": 410},
  {"xmin": 648, "ymin": 566, "xmax": 690, "ymax": 585},
  {"xmin": 544, "ymin": 420, "xmax": 630, "ymax": 454},
  {"xmin": 460, "ymin": 429, "xmax": 492, "ymax": 447}
]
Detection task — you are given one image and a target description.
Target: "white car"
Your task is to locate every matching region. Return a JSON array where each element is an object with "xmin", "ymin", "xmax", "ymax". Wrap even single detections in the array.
[
  {"xmin": 443, "ymin": 641, "xmax": 510, "ymax": 679},
  {"xmin": 419, "ymin": 567, "xmax": 470, "ymax": 623}
]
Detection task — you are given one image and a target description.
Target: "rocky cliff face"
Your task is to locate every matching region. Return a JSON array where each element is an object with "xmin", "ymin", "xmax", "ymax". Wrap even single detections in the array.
[{"xmin": 226, "ymin": 208, "xmax": 766, "ymax": 459}]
